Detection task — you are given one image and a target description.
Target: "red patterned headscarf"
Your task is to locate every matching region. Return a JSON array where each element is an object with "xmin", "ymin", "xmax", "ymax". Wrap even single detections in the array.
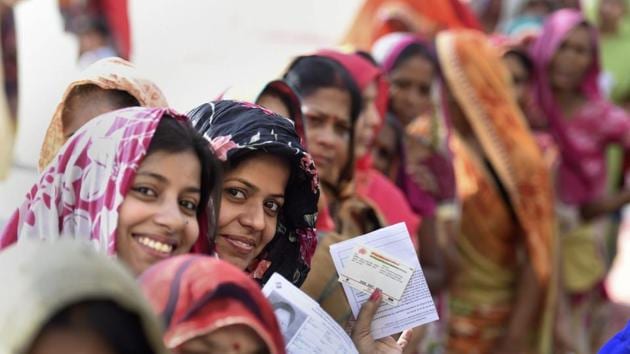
[
  {"xmin": 1, "ymin": 107, "xmax": 214, "ymax": 256},
  {"xmin": 139, "ymin": 255, "xmax": 286, "ymax": 354}
]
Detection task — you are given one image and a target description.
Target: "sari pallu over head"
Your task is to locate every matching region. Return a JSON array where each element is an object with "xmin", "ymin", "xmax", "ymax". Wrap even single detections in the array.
[
  {"xmin": 39, "ymin": 56, "xmax": 168, "ymax": 171},
  {"xmin": 139, "ymin": 255, "xmax": 285, "ymax": 354},
  {"xmin": 0, "ymin": 238, "xmax": 169, "ymax": 354},
  {"xmin": 283, "ymin": 53, "xmax": 363, "ymax": 202},
  {"xmin": 372, "ymin": 32, "xmax": 456, "ymax": 216},
  {"xmin": 0, "ymin": 107, "xmax": 216, "ymax": 256},
  {"xmin": 437, "ymin": 29, "xmax": 554, "ymax": 284},
  {"xmin": 530, "ymin": 9, "xmax": 606, "ymax": 205},
  {"xmin": 256, "ymin": 79, "xmax": 336, "ymax": 234},
  {"xmin": 188, "ymin": 100, "xmax": 319, "ymax": 287},
  {"xmin": 314, "ymin": 49, "xmax": 388, "ymax": 173},
  {"xmin": 316, "ymin": 49, "xmax": 421, "ymax": 237},
  {"xmin": 342, "ymin": 0, "xmax": 481, "ymax": 50}
]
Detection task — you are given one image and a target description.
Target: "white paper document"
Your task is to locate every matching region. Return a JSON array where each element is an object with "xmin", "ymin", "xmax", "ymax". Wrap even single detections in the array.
[
  {"xmin": 329, "ymin": 223, "xmax": 439, "ymax": 339},
  {"xmin": 262, "ymin": 272, "xmax": 358, "ymax": 354},
  {"xmin": 339, "ymin": 245, "xmax": 415, "ymax": 306}
]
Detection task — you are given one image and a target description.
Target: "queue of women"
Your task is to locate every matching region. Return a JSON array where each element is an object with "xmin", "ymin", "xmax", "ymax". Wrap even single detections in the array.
[{"xmin": 3, "ymin": 1, "xmax": 630, "ymax": 353}]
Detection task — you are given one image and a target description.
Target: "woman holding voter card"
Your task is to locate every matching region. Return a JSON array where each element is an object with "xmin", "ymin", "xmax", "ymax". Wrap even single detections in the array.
[{"xmin": 281, "ymin": 50, "xmax": 387, "ymax": 324}]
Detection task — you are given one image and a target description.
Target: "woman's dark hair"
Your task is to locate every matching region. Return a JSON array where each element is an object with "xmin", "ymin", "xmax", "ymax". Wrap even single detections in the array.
[
  {"xmin": 284, "ymin": 56, "xmax": 362, "ymax": 124},
  {"xmin": 356, "ymin": 50, "xmax": 379, "ymax": 66},
  {"xmin": 147, "ymin": 116, "xmax": 222, "ymax": 225},
  {"xmin": 32, "ymin": 300, "xmax": 154, "ymax": 354},
  {"xmin": 391, "ymin": 42, "xmax": 437, "ymax": 72},
  {"xmin": 70, "ymin": 84, "xmax": 141, "ymax": 108},
  {"xmin": 107, "ymin": 89, "xmax": 141, "ymax": 108},
  {"xmin": 283, "ymin": 55, "xmax": 362, "ymax": 190}
]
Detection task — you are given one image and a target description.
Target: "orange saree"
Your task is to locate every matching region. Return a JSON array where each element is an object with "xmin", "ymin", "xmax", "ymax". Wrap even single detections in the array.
[
  {"xmin": 342, "ymin": 0, "xmax": 481, "ymax": 50},
  {"xmin": 436, "ymin": 30, "xmax": 556, "ymax": 354}
]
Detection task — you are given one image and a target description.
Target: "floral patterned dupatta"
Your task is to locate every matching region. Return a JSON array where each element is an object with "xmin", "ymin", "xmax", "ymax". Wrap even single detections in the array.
[
  {"xmin": 1, "ymin": 107, "xmax": 212, "ymax": 256},
  {"xmin": 188, "ymin": 100, "xmax": 319, "ymax": 287}
]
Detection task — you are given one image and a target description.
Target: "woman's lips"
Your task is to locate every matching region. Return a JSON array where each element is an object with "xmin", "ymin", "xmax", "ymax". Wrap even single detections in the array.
[{"xmin": 221, "ymin": 234, "xmax": 256, "ymax": 256}]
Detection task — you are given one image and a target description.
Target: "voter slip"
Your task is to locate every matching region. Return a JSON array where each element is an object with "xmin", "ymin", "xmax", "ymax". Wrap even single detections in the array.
[{"xmin": 338, "ymin": 245, "xmax": 414, "ymax": 306}]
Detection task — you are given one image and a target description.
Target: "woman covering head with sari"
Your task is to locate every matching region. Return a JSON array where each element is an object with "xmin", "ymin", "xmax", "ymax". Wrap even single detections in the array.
[
  {"xmin": 530, "ymin": 9, "xmax": 630, "ymax": 352},
  {"xmin": 255, "ymin": 79, "xmax": 305, "ymax": 138},
  {"xmin": 371, "ymin": 32, "xmax": 456, "ymax": 220},
  {"xmin": 531, "ymin": 8, "xmax": 630, "ymax": 212},
  {"xmin": 317, "ymin": 48, "xmax": 450, "ymax": 351},
  {"xmin": 255, "ymin": 79, "xmax": 336, "ymax": 233},
  {"xmin": 1, "ymin": 107, "xmax": 222, "ymax": 277},
  {"xmin": 140, "ymin": 255, "xmax": 286, "ymax": 354},
  {"xmin": 188, "ymin": 100, "xmax": 319, "ymax": 287},
  {"xmin": 436, "ymin": 29, "xmax": 555, "ymax": 354},
  {"xmin": 38, "ymin": 56, "xmax": 168, "ymax": 170},
  {"xmin": 0, "ymin": 238, "xmax": 168, "ymax": 354},
  {"xmin": 283, "ymin": 53, "xmax": 363, "ymax": 216},
  {"xmin": 315, "ymin": 49, "xmax": 421, "ymax": 242},
  {"xmin": 342, "ymin": 0, "xmax": 481, "ymax": 50},
  {"xmin": 280, "ymin": 51, "xmax": 388, "ymax": 324}
]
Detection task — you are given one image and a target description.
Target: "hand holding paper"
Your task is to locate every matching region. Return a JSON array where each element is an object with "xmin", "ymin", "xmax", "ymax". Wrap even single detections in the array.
[
  {"xmin": 351, "ymin": 288, "xmax": 412, "ymax": 354},
  {"xmin": 262, "ymin": 273, "xmax": 359, "ymax": 354},
  {"xmin": 330, "ymin": 223, "xmax": 439, "ymax": 339}
]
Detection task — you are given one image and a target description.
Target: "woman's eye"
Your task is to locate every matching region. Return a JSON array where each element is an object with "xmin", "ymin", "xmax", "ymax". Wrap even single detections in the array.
[
  {"xmin": 576, "ymin": 46, "xmax": 589, "ymax": 56},
  {"xmin": 334, "ymin": 124, "xmax": 351, "ymax": 138},
  {"xmin": 418, "ymin": 84, "xmax": 431, "ymax": 96},
  {"xmin": 226, "ymin": 188, "xmax": 246, "ymax": 200},
  {"xmin": 305, "ymin": 114, "xmax": 325, "ymax": 127},
  {"xmin": 179, "ymin": 200, "xmax": 198, "ymax": 212},
  {"xmin": 264, "ymin": 200, "xmax": 281, "ymax": 215},
  {"xmin": 133, "ymin": 186, "xmax": 157, "ymax": 197},
  {"xmin": 393, "ymin": 79, "xmax": 411, "ymax": 90}
]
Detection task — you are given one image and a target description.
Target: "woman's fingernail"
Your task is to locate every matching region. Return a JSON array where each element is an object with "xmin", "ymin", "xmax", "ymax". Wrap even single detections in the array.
[{"xmin": 369, "ymin": 288, "xmax": 382, "ymax": 301}]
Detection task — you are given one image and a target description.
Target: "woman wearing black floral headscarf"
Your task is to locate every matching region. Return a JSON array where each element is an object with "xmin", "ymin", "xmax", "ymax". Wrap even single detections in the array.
[{"xmin": 188, "ymin": 100, "xmax": 319, "ymax": 287}]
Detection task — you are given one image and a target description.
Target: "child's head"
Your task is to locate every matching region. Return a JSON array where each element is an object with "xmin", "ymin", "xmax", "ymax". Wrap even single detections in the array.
[{"xmin": 61, "ymin": 84, "xmax": 140, "ymax": 138}]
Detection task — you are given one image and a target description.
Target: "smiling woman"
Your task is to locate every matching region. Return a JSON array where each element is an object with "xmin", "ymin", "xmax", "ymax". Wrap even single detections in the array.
[
  {"xmin": 188, "ymin": 100, "xmax": 319, "ymax": 287},
  {"xmin": 218, "ymin": 153, "xmax": 290, "ymax": 271},
  {"xmin": 0, "ymin": 107, "xmax": 222, "ymax": 276}
]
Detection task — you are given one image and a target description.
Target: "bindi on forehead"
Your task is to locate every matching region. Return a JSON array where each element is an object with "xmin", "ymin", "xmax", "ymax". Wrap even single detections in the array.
[{"xmin": 301, "ymin": 87, "xmax": 352, "ymax": 123}]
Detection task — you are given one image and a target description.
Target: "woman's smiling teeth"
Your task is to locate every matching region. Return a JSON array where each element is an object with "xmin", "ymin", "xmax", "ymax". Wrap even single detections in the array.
[{"xmin": 136, "ymin": 236, "xmax": 174, "ymax": 254}]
